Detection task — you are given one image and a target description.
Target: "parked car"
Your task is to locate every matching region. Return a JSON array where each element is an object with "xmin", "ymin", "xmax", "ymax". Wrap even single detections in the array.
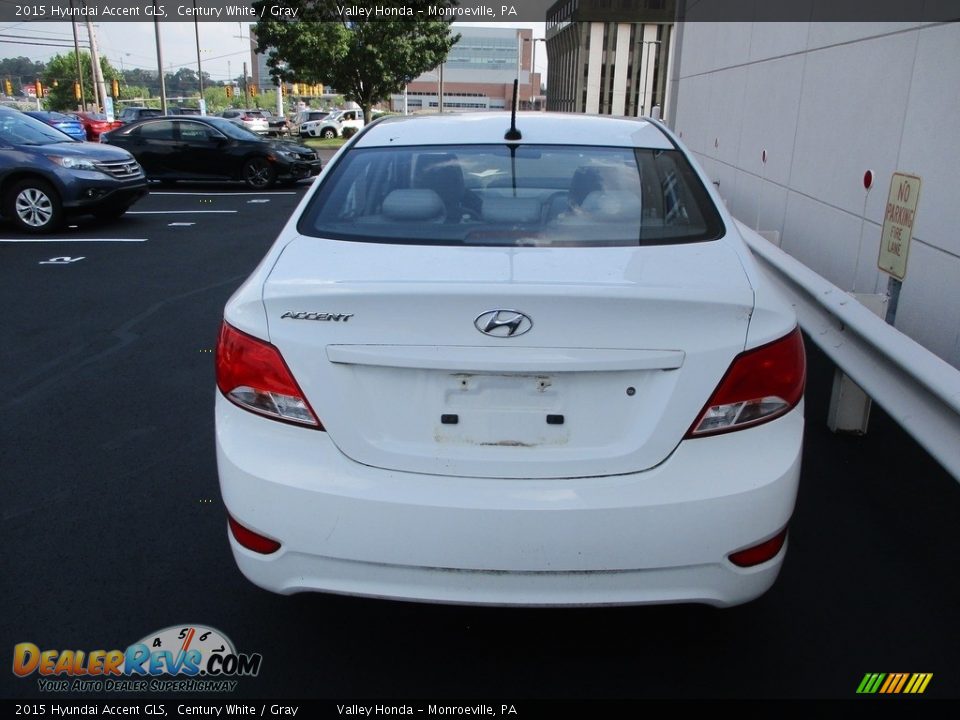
[
  {"xmin": 69, "ymin": 111, "xmax": 123, "ymax": 141},
  {"xmin": 169, "ymin": 107, "xmax": 202, "ymax": 116},
  {"xmin": 101, "ymin": 115, "xmax": 321, "ymax": 189},
  {"xmin": 221, "ymin": 109, "xmax": 269, "ymax": 134},
  {"xmin": 0, "ymin": 107, "xmax": 147, "ymax": 232},
  {"xmin": 300, "ymin": 108, "xmax": 365, "ymax": 139},
  {"xmin": 22, "ymin": 111, "xmax": 87, "ymax": 142},
  {"xmin": 290, "ymin": 110, "xmax": 329, "ymax": 137},
  {"xmin": 266, "ymin": 115, "xmax": 289, "ymax": 137},
  {"xmin": 214, "ymin": 112, "xmax": 806, "ymax": 607},
  {"xmin": 117, "ymin": 106, "xmax": 163, "ymax": 124},
  {"xmin": 331, "ymin": 108, "xmax": 364, "ymax": 135}
]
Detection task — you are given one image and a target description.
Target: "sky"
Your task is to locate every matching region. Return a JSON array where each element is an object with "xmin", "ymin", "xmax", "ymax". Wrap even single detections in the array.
[{"xmin": 0, "ymin": 20, "xmax": 548, "ymax": 84}]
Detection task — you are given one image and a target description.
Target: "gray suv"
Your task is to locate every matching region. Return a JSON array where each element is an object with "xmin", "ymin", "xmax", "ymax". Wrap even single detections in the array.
[
  {"xmin": 118, "ymin": 107, "xmax": 163, "ymax": 124},
  {"xmin": 0, "ymin": 108, "xmax": 148, "ymax": 232}
]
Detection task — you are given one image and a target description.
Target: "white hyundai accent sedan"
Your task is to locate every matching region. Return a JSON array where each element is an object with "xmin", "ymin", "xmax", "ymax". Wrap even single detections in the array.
[{"xmin": 215, "ymin": 112, "xmax": 805, "ymax": 607}]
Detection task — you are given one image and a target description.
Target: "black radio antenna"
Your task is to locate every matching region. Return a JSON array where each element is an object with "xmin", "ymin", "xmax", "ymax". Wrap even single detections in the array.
[{"xmin": 505, "ymin": 78, "xmax": 521, "ymax": 141}]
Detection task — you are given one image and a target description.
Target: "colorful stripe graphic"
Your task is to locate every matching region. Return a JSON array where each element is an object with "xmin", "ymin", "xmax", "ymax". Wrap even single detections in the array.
[{"xmin": 857, "ymin": 672, "xmax": 932, "ymax": 694}]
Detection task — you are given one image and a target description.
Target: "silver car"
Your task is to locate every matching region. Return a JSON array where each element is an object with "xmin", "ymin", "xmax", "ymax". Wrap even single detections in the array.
[{"xmin": 221, "ymin": 109, "xmax": 269, "ymax": 134}]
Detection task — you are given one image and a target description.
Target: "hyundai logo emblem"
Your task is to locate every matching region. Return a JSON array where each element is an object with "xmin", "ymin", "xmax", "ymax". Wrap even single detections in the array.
[{"xmin": 474, "ymin": 310, "xmax": 533, "ymax": 338}]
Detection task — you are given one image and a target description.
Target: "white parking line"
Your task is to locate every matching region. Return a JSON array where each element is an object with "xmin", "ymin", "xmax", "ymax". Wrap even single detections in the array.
[
  {"xmin": 168, "ymin": 222, "xmax": 196, "ymax": 227},
  {"xmin": 0, "ymin": 238, "xmax": 147, "ymax": 243},
  {"xmin": 150, "ymin": 191, "xmax": 297, "ymax": 196},
  {"xmin": 127, "ymin": 210, "xmax": 237, "ymax": 214}
]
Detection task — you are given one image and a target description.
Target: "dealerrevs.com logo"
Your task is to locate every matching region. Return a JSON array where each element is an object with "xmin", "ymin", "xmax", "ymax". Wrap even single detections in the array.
[{"xmin": 13, "ymin": 625, "xmax": 262, "ymax": 693}]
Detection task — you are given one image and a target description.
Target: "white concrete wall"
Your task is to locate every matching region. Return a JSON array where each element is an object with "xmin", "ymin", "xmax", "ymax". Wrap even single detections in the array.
[
  {"xmin": 673, "ymin": 22, "xmax": 960, "ymax": 369},
  {"xmin": 611, "ymin": 23, "xmax": 631, "ymax": 116},
  {"xmin": 585, "ymin": 23, "xmax": 605, "ymax": 114}
]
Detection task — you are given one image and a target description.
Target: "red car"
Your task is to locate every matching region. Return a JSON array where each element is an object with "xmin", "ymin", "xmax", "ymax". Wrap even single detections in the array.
[{"xmin": 70, "ymin": 111, "xmax": 123, "ymax": 141}]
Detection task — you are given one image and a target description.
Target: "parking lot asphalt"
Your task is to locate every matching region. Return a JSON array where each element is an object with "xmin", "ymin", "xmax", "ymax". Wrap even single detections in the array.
[{"xmin": 1, "ymin": 176, "xmax": 958, "ymax": 701}]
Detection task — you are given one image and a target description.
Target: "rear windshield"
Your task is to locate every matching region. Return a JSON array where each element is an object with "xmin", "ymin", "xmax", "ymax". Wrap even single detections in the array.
[{"xmin": 297, "ymin": 144, "xmax": 724, "ymax": 246}]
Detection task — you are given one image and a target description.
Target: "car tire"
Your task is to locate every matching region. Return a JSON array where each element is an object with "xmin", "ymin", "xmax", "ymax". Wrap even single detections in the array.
[
  {"xmin": 242, "ymin": 157, "xmax": 276, "ymax": 189},
  {"xmin": 321, "ymin": 128, "xmax": 338, "ymax": 139},
  {"xmin": 5, "ymin": 178, "xmax": 64, "ymax": 233}
]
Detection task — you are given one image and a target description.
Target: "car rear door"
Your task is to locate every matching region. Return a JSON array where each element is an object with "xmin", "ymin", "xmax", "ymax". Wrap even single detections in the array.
[{"xmin": 131, "ymin": 119, "xmax": 177, "ymax": 177}]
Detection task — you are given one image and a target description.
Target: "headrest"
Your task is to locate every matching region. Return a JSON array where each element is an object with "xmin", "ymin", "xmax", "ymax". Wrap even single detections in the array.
[
  {"xmin": 580, "ymin": 191, "xmax": 642, "ymax": 222},
  {"xmin": 569, "ymin": 165, "xmax": 640, "ymax": 206},
  {"xmin": 381, "ymin": 189, "xmax": 444, "ymax": 221}
]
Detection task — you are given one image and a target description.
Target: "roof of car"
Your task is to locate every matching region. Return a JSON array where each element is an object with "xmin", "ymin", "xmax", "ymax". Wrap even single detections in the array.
[{"xmin": 354, "ymin": 112, "xmax": 674, "ymax": 149}]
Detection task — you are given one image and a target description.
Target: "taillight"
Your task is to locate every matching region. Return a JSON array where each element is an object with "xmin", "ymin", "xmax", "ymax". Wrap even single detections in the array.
[
  {"xmin": 228, "ymin": 515, "xmax": 281, "ymax": 554},
  {"xmin": 215, "ymin": 321, "xmax": 322, "ymax": 428},
  {"xmin": 687, "ymin": 327, "xmax": 805, "ymax": 437}
]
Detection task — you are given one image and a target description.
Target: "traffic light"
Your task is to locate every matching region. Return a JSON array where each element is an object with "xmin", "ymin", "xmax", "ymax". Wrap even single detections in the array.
[
  {"xmin": 249, "ymin": 84, "xmax": 257, "ymax": 97},
  {"xmin": 74, "ymin": 82, "xmax": 81, "ymax": 100},
  {"xmin": 3, "ymin": 78, "xmax": 12, "ymax": 96},
  {"xmin": 292, "ymin": 83, "xmax": 299, "ymax": 95},
  {"xmin": 225, "ymin": 84, "xmax": 234, "ymax": 98},
  {"xmin": 34, "ymin": 79, "xmax": 43, "ymax": 97},
  {"xmin": 112, "ymin": 78, "xmax": 119, "ymax": 98}
]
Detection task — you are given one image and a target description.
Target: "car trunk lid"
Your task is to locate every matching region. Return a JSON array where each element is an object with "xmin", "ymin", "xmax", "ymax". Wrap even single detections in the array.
[{"xmin": 262, "ymin": 235, "xmax": 754, "ymax": 479}]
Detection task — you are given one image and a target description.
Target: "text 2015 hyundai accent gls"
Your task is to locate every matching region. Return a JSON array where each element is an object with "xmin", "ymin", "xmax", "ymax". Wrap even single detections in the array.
[{"xmin": 215, "ymin": 112, "xmax": 805, "ymax": 607}]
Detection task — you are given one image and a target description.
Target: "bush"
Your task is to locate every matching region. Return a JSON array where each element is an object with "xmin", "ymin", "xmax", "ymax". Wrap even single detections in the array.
[{"xmin": 341, "ymin": 126, "xmax": 359, "ymax": 139}]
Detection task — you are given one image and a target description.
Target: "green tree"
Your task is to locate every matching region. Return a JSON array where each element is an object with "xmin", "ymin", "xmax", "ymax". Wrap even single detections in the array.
[
  {"xmin": 120, "ymin": 85, "xmax": 152, "ymax": 104},
  {"xmin": 252, "ymin": 1, "xmax": 459, "ymax": 123},
  {"xmin": 1, "ymin": 56, "xmax": 47, "ymax": 87},
  {"xmin": 41, "ymin": 51, "xmax": 121, "ymax": 112}
]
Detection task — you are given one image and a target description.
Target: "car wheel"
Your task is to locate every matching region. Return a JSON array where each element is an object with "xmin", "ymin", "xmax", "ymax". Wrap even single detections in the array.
[
  {"xmin": 5, "ymin": 178, "xmax": 64, "ymax": 233},
  {"xmin": 321, "ymin": 128, "xmax": 338, "ymax": 139},
  {"xmin": 242, "ymin": 157, "xmax": 276, "ymax": 189}
]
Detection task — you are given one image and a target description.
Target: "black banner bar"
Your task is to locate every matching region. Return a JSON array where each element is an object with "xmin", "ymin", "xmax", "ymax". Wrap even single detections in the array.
[{"xmin": 1, "ymin": 0, "xmax": 958, "ymax": 23}]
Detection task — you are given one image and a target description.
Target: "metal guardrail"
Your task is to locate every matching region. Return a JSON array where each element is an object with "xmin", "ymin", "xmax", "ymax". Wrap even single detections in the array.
[{"xmin": 737, "ymin": 221, "xmax": 960, "ymax": 482}]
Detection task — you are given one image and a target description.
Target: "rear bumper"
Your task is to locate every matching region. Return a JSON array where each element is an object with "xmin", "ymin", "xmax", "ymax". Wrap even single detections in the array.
[{"xmin": 216, "ymin": 394, "xmax": 803, "ymax": 607}]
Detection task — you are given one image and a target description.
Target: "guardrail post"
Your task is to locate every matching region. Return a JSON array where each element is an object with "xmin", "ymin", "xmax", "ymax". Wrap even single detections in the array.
[{"xmin": 827, "ymin": 293, "xmax": 887, "ymax": 434}]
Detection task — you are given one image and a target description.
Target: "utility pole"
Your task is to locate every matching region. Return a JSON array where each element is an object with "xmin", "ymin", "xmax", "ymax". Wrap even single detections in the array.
[
  {"xmin": 243, "ymin": 61, "xmax": 249, "ymax": 106},
  {"xmin": 85, "ymin": 18, "xmax": 107, "ymax": 113},
  {"xmin": 438, "ymin": 64, "xmax": 443, "ymax": 113},
  {"xmin": 69, "ymin": 2, "xmax": 86, "ymax": 110},
  {"xmin": 153, "ymin": 0, "xmax": 168, "ymax": 114},
  {"xmin": 193, "ymin": 0, "xmax": 205, "ymax": 114}
]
